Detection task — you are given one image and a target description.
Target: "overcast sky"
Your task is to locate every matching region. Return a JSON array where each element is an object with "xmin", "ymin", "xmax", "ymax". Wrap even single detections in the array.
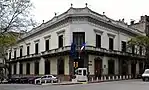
[{"xmin": 31, "ymin": 0, "xmax": 149, "ymax": 24}]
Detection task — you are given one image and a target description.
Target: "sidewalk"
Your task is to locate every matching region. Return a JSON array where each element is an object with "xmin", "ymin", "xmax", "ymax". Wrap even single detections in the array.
[
  {"xmin": 41, "ymin": 79, "xmax": 134, "ymax": 86},
  {"xmin": 41, "ymin": 81, "xmax": 83, "ymax": 86}
]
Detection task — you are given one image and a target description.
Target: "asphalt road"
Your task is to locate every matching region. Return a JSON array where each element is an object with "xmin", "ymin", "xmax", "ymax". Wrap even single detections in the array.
[{"xmin": 0, "ymin": 79, "xmax": 149, "ymax": 90}]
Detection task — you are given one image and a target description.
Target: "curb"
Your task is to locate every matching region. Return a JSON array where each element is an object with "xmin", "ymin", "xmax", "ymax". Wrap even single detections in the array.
[
  {"xmin": 40, "ymin": 82, "xmax": 83, "ymax": 86},
  {"xmin": 39, "ymin": 79, "xmax": 135, "ymax": 86}
]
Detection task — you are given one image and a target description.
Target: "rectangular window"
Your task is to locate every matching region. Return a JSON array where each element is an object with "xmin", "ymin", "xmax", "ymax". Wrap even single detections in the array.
[
  {"xmin": 20, "ymin": 48, "xmax": 22, "ymax": 57},
  {"xmin": 45, "ymin": 39, "xmax": 49, "ymax": 51},
  {"xmin": 121, "ymin": 41, "xmax": 126, "ymax": 52},
  {"xmin": 139, "ymin": 46, "xmax": 142, "ymax": 55},
  {"xmin": 96, "ymin": 34, "xmax": 101, "ymax": 48},
  {"xmin": 34, "ymin": 62, "xmax": 39, "ymax": 75},
  {"xmin": 27, "ymin": 46, "xmax": 30, "ymax": 56},
  {"xmin": 58, "ymin": 35, "xmax": 63, "ymax": 48},
  {"xmin": 109, "ymin": 38, "xmax": 114, "ymax": 50},
  {"xmin": 14, "ymin": 64, "xmax": 16, "ymax": 74},
  {"xmin": 73, "ymin": 32, "xmax": 85, "ymax": 46},
  {"xmin": 35, "ymin": 43, "xmax": 38, "ymax": 54},
  {"xmin": 26, "ymin": 63, "xmax": 30, "ymax": 74},
  {"xmin": 14, "ymin": 50, "xmax": 16, "ymax": 59},
  {"xmin": 19, "ymin": 63, "xmax": 23, "ymax": 74},
  {"xmin": 9, "ymin": 52, "xmax": 11, "ymax": 60},
  {"xmin": 132, "ymin": 45, "xmax": 135, "ymax": 54}
]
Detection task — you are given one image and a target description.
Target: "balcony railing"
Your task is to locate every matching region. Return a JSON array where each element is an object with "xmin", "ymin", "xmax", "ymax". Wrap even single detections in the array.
[{"xmin": 9, "ymin": 45, "xmax": 146, "ymax": 61}]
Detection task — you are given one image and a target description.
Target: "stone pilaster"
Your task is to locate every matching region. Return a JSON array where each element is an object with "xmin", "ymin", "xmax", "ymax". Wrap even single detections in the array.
[
  {"xmin": 39, "ymin": 57, "xmax": 45, "ymax": 75},
  {"xmin": 16, "ymin": 62, "xmax": 20, "ymax": 75},
  {"xmin": 136, "ymin": 61, "xmax": 139, "ymax": 74}
]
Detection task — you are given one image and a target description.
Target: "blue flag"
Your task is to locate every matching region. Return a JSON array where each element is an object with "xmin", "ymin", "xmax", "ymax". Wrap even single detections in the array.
[{"xmin": 70, "ymin": 42, "xmax": 76, "ymax": 59}]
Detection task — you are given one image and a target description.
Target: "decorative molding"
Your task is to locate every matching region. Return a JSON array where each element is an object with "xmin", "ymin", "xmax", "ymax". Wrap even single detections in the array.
[
  {"xmin": 107, "ymin": 33, "xmax": 116, "ymax": 38},
  {"xmin": 34, "ymin": 39, "xmax": 40, "ymax": 43},
  {"xmin": 56, "ymin": 29, "xmax": 65, "ymax": 36},
  {"xmin": 13, "ymin": 48, "xmax": 17, "ymax": 50},
  {"xmin": 44, "ymin": 35, "xmax": 51, "ymax": 40},
  {"xmin": 94, "ymin": 29, "xmax": 103, "ymax": 35},
  {"xmin": 20, "ymin": 45, "xmax": 23, "ymax": 48}
]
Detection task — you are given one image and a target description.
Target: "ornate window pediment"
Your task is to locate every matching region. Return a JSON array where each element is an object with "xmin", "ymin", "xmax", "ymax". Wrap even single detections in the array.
[
  {"xmin": 107, "ymin": 33, "xmax": 116, "ymax": 38},
  {"xmin": 94, "ymin": 29, "xmax": 103, "ymax": 35}
]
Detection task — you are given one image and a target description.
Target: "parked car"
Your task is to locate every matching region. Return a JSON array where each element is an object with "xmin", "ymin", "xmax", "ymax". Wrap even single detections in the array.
[
  {"xmin": 20, "ymin": 77, "xmax": 30, "ymax": 84},
  {"xmin": 142, "ymin": 69, "xmax": 149, "ymax": 81},
  {"xmin": 28, "ymin": 76, "xmax": 41, "ymax": 84},
  {"xmin": 8, "ymin": 76, "xmax": 21, "ymax": 83},
  {"xmin": 35, "ymin": 75, "xmax": 58, "ymax": 84}
]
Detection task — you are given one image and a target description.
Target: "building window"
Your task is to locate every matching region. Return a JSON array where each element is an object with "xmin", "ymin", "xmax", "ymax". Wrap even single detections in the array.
[
  {"xmin": 121, "ymin": 41, "xmax": 126, "ymax": 52},
  {"xmin": 73, "ymin": 32, "xmax": 85, "ymax": 46},
  {"xmin": 9, "ymin": 52, "xmax": 11, "ymax": 60},
  {"xmin": 26, "ymin": 63, "xmax": 30, "ymax": 74},
  {"xmin": 27, "ymin": 46, "xmax": 30, "ymax": 56},
  {"xmin": 19, "ymin": 63, "xmax": 23, "ymax": 74},
  {"xmin": 14, "ymin": 64, "xmax": 16, "ymax": 74},
  {"xmin": 58, "ymin": 35, "xmax": 63, "ymax": 48},
  {"xmin": 108, "ymin": 60, "xmax": 115, "ymax": 75},
  {"xmin": 96, "ymin": 34, "xmax": 101, "ymax": 48},
  {"xmin": 45, "ymin": 39, "xmax": 49, "ymax": 51},
  {"xmin": 34, "ymin": 61, "xmax": 39, "ymax": 75},
  {"xmin": 45, "ymin": 60, "xmax": 50, "ymax": 74},
  {"xmin": 109, "ymin": 38, "xmax": 114, "ymax": 50},
  {"xmin": 35, "ymin": 43, "xmax": 39, "ymax": 54},
  {"xmin": 139, "ymin": 46, "xmax": 142, "ymax": 55},
  {"xmin": 14, "ymin": 50, "xmax": 16, "ymax": 59},
  {"xmin": 20, "ymin": 48, "xmax": 22, "ymax": 57},
  {"xmin": 58, "ymin": 59, "xmax": 64, "ymax": 75},
  {"xmin": 132, "ymin": 45, "xmax": 135, "ymax": 54}
]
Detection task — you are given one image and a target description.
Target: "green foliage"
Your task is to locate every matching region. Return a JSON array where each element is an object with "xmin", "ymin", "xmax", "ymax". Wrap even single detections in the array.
[
  {"xmin": 0, "ymin": 33, "xmax": 17, "ymax": 48},
  {"xmin": 127, "ymin": 35, "xmax": 149, "ymax": 47}
]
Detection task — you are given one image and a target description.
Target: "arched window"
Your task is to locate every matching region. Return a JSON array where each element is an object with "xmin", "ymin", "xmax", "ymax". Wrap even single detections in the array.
[
  {"xmin": 108, "ymin": 60, "xmax": 115, "ymax": 75},
  {"xmin": 45, "ymin": 60, "xmax": 50, "ymax": 74},
  {"xmin": 34, "ymin": 61, "xmax": 39, "ymax": 75},
  {"xmin": 58, "ymin": 58, "xmax": 64, "ymax": 75}
]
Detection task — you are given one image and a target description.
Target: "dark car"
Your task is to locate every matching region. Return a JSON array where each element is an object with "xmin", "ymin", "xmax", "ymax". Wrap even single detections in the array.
[
  {"xmin": 28, "ymin": 76, "xmax": 41, "ymax": 84},
  {"xmin": 20, "ymin": 77, "xmax": 30, "ymax": 84},
  {"xmin": 8, "ymin": 76, "xmax": 21, "ymax": 83}
]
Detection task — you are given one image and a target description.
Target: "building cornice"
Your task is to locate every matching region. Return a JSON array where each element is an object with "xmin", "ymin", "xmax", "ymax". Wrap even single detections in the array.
[{"xmin": 18, "ymin": 7, "xmax": 145, "ymax": 42}]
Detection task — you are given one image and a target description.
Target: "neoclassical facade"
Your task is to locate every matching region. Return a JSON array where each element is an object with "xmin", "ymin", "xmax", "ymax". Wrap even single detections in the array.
[{"xmin": 7, "ymin": 6, "xmax": 146, "ymax": 80}]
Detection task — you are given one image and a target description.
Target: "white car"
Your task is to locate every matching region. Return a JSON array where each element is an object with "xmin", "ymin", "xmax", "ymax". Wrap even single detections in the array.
[
  {"xmin": 142, "ymin": 69, "xmax": 149, "ymax": 81},
  {"xmin": 35, "ymin": 75, "xmax": 58, "ymax": 84}
]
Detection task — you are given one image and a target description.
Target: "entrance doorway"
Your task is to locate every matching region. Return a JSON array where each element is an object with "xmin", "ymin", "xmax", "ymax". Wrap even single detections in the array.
[
  {"xmin": 94, "ymin": 58, "xmax": 102, "ymax": 78},
  {"xmin": 131, "ymin": 62, "xmax": 136, "ymax": 78},
  {"xmin": 108, "ymin": 60, "xmax": 115, "ymax": 75}
]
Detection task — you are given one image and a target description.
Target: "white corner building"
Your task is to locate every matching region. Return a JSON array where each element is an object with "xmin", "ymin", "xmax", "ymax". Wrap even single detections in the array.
[{"xmin": 7, "ymin": 6, "xmax": 146, "ymax": 81}]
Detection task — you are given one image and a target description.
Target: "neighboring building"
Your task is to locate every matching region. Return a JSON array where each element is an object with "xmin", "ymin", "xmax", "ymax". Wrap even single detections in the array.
[{"xmin": 7, "ymin": 6, "xmax": 146, "ymax": 81}]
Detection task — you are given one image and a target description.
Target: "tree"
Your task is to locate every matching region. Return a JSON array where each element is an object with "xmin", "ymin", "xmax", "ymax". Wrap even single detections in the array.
[
  {"xmin": 128, "ymin": 35, "xmax": 149, "ymax": 69},
  {"xmin": 0, "ymin": 0, "xmax": 36, "ymax": 78},
  {"xmin": 0, "ymin": 0, "xmax": 36, "ymax": 33}
]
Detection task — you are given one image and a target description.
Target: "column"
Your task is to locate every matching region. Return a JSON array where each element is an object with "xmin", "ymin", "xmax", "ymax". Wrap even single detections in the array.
[
  {"xmin": 88, "ymin": 55, "xmax": 95, "ymax": 75},
  {"xmin": 50, "ymin": 57, "xmax": 57, "ymax": 75},
  {"xmin": 11, "ymin": 64, "xmax": 14, "ymax": 75},
  {"xmin": 64, "ymin": 56, "xmax": 69, "ymax": 75},
  {"xmin": 136, "ymin": 61, "xmax": 139, "ymax": 74},
  {"xmin": 30, "ymin": 61, "xmax": 34, "ymax": 74},
  {"xmin": 23, "ymin": 62, "xmax": 26, "ymax": 75},
  {"xmin": 39, "ymin": 57, "xmax": 45, "ymax": 75},
  {"xmin": 128, "ymin": 61, "xmax": 131, "ymax": 74},
  {"xmin": 115, "ymin": 58, "xmax": 119, "ymax": 75},
  {"xmin": 102, "ymin": 56, "xmax": 108, "ymax": 75},
  {"xmin": 16, "ymin": 62, "xmax": 20, "ymax": 75}
]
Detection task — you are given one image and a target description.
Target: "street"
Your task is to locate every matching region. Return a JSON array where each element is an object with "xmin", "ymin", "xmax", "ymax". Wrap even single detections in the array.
[{"xmin": 0, "ymin": 80, "xmax": 149, "ymax": 90}]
